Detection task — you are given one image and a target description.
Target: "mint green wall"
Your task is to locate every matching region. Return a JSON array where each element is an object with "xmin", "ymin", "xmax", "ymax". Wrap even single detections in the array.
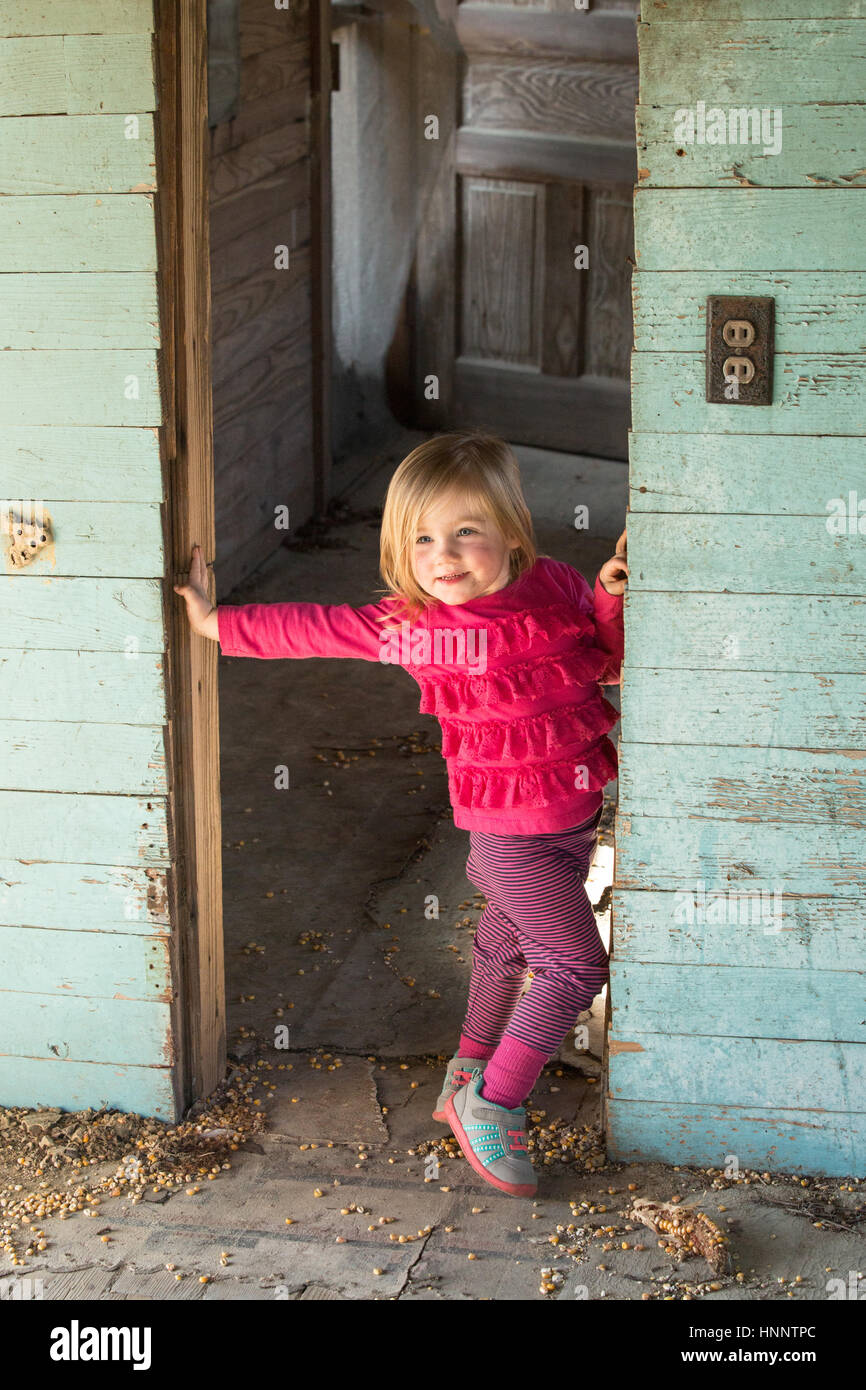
[
  {"xmin": 608, "ymin": 0, "xmax": 866, "ymax": 1176},
  {"xmin": 0, "ymin": 0, "xmax": 178, "ymax": 1119}
]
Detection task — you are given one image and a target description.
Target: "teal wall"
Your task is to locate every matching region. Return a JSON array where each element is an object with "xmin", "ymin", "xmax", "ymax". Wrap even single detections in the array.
[
  {"xmin": 0, "ymin": 0, "xmax": 177, "ymax": 1119},
  {"xmin": 608, "ymin": 0, "xmax": 866, "ymax": 1176}
]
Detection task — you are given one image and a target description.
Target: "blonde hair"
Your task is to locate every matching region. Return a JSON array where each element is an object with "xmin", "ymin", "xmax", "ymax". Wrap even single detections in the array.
[{"xmin": 376, "ymin": 431, "xmax": 538, "ymax": 621}]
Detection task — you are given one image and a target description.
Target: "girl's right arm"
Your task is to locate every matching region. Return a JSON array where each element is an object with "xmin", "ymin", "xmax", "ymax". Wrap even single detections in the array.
[{"xmin": 174, "ymin": 545, "xmax": 396, "ymax": 662}]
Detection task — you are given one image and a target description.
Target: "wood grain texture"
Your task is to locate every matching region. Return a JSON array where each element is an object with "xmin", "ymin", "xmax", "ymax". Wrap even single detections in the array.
[
  {"xmin": 637, "ymin": 103, "xmax": 866, "ymax": 189},
  {"xmin": 0, "ymin": 115, "xmax": 157, "ymax": 194},
  {"xmin": 0, "ymin": 720, "xmax": 167, "ymax": 795},
  {"xmin": 642, "ymin": 0, "xmax": 866, "ymax": 16},
  {"xmin": 465, "ymin": 59, "xmax": 637, "ymax": 142},
  {"xmin": 461, "ymin": 178, "xmax": 544, "ymax": 366},
  {"xmin": 0, "ymin": 992, "xmax": 172, "ymax": 1067},
  {"xmin": 0, "ymin": 926, "xmax": 171, "ymax": 1000},
  {"xmin": 614, "ymin": 889, "xmax": 865, "ymax": 969},
  {"xmin": 634, "ymin": 190, "xmax": 866, "ymax": 270},
  {"xmin": 585, "ymin": 184, "xmax": 633, "ymax": 378},
  {"xmin": 3, "ymin": 425, "xmax": 162, "ymax": 499},
  {"xmin": 3, "ymin": 501, "xmax": 164, "ymax": 576},
  {"xmin": 0, "ymin": 578, "xmax": 163, "ymax": 652},
  {"xmin": 0, "ymin": 273, "xmax": 160, "ymax": 349},
  {"xmin": 633, "ymin": 273, "xmax": 866, "ymax": 353},
  {"xmin": 0, "ymin": 789, "xmax": 169, "ymax": 867},
  {"xmin": 0, "ymin": 351, "xmax": 162, "ymax": 426},
  {"xmin": 456, "ymin": 5, "xmax": 638, "ymax": 61},
  {"xmin": 623, "ymin": 592, "xmax": 865, "ymax": 672},
  {"xmin": 0, "ymin": 650, "xmax": 164, "ymax": 724},
  {"xmin": 0, "ymin": 1057, "xmax": 175, "ymax": 1122},
  {"xmin": 0, "ymin": 859, "xmax": 169, "ymax": 934},
  {"xmin": 631, "ymin": 351, "xmax": 866, "ymax": 434},
  {"xmin": 0, "ymin": 1, "xmax": 154, "ymax": 35},
  {"xmin": 639, "ymin": 20, "xmax": 866, "ymax": 104},
  {"xmin": 0, "ymin": 195, "xmax": 157, "ymax": 272},
  {"xmin": 604, "ymin": 1100, "xmax": 863, "ymax": 1177},
  {"xmin": 614, "ymin": 814, "xmax": 865, "ymax": 896},
  {"xmin": 457, "ymin": 128, "xmax": 637, "ymax": 185},
  {"xmin": 454, "ymin": 362, "xmax": 630, "ymax": 456},
  {"xmin": 0, "ymin": 34, "xmax": 155, "ymax": 114}
]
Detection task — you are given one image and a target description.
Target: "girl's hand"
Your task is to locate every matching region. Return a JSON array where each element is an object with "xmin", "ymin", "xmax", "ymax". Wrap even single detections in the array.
[
  {"xmin": 598, "ymin": 526, "xmax": 628, "ymax": 596},
  {"xmin": 174, "ymin": 544, "xmax": 219, "ymax": 640}
]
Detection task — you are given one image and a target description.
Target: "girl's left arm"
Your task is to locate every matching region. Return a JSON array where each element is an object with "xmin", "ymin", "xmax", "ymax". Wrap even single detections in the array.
[{"xmin": 217, "ymin": 598, "xmax": 398, "ymax": 662}]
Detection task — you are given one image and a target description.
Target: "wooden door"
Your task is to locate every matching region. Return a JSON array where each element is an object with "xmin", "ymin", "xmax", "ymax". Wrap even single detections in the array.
[{"xmin": 413, "ymin": 0, "xmax": 638, "ymax": 458}]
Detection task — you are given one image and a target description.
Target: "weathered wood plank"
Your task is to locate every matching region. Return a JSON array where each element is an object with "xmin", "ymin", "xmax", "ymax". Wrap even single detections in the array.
[
  {"xmin": 637, "ymin": 103, "xmax": 866, "ymax": 189},
  {"xmin": 210, "ymin": 204, "xmax": 311, "ymax": 290},
  {"xmin": 0, "ymin": 721, "xmax": 166, "ymax": 796},
  {"xmin": 639, "ymin": 21, "xmax": 866, "ymax": 104},
  {"xmin": 0, "ymin": 859, "xmax": 169, "ymax": 933},
  {"xmin": 0, "ymin": 926, "xmax": 170, "ymax": 1000},
  {"xmin": 624, "ymin": 592, "xmax": 865, "ymax": 672},
  {"xmin": 238, "ymin": 0, "xmax": 309, "ymax": 59},
  {"xmin": 614, "ymin": 889, "xmax": 865, "ymax": 970},
  {"xmin": 614, "ymin": 814, "xmax": 865, "ymax": 896},
  {"xmin": 0, "ymin": 790, "xmax": 168, "ymax": 867},
  {"xmin": 0, "ymin": 651, "xmax": 164, "ymax": 724},
  {"xmin": 0, "ymin": 1, "xmax": 154, "ymax": 35},
  {"xmin": 0, "ymin": 196, "xmax": 156, "ymax": 272},
  {"xmin": 0, "ymin": 274, "xmax": 159, "ymax": 348},
  {"xmin": 610, "ymin": 963, "xmax": 865, "ymax": 1041},
  {"xmin": 210, "ymin": 117, "xmax": 308, "ymax": 202},
  {"xmin": 626, "ymin": 513, "xmax": 866, "ymax": 595},
  {"xmin": 633, "ymin": 272, "xmax": 866, "ymax": 352},
  {"xmin": 607, "ymin": 1034, "xmax": 865, "ymax": 1112},
  {"xmin": 0, "ymin": 1056, "xmax": 174, "ymax": 1121},
  {"xmin": 0, "ymin": 992, "xmax": 171, "ymax": 1067},
  {"xmin": 642, "ymin": 0, "xmax": 866, "ymax": 17},
  {"xmin": 212, "ymin": 250, "xmax": 311, "ymax": 386},
  {"xmin": 628, "ymin": 432, "xmax": 866, "ymax": 512},
  {"xmin": 3, "ymin": 501, "xmax": 164, "ymax": 576},
  {"xmin": 210, "ymin": 79, "xmax": 308, "ymax": 158},
  {"xmin": 3, "ymin": 426, "xmax": 162, "ymax": 501},
  {"xmin": 455, "ymin": 364, "xmax": 629, "ymax": 457},
  {"xmin": 631, "ymin": 352, "xmax": 866, "ymax": 434},
  {"xmin": 0, "ymin": 578, "xmax": 163, "ymax": 652},
  {"xmin": 605, "ymin": 1099, "xmax": 863, "ymax": 1178},
  {"xmin": 0, "ymin": 116, "xmax": 156, "ymax": 194},
  {"xmin": 456, "ymin": 128, "xmax": 637, "ymax": 185},
  {"xmin": 210, "ymin": 157, "xmax": 309, "ymax": 253},
  {"xmin": 634, "ymin": 191, "xmax": 866, "ymax": 271},
  {"xmin": 0, "ymin": 352, "xmax": 161, "ymax": 426},
  {"xmin": 0, "ymin": 35, "xmax": 155, "ymax": 115},
  {"xmin": 619, "ymin": 743, "xmax": 866, "ymax": 823},
  {"xmin": 466, "ymin": 59, "xmax": 637, "ymax": 142},
  {"xmin": 456, "ymin": 6, "xmax": 638, "ymax": 61},
  {"xmin": 621, "ymin": 669, "xmax": 866, "ymax": 750}
]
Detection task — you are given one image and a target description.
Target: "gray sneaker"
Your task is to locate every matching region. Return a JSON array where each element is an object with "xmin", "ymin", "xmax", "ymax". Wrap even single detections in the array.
[
  {"xmin": 432, "ymin": 1054, "xmax": 489, "ymax": 1123},
  {"xmin": 444, "ymin": 1068, "xmax": 536, "ymax": 1197}
]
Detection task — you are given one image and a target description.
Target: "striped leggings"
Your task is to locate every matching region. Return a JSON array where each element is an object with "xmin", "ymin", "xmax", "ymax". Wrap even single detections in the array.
[{"xmin": 460, "ymin": 801, "xmax": 609, "ymax": 1057}]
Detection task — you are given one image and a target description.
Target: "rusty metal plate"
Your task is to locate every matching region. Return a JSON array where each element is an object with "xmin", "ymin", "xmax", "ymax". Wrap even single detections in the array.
[{"xmin": 706, "ymin": 295, "xmax": 774, "ymax": 405}]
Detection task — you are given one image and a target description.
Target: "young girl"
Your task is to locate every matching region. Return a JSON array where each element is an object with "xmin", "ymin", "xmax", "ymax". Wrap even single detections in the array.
[{"xmin": 175, "ymin": 431, "xmax": 628, "ymax": 1199}]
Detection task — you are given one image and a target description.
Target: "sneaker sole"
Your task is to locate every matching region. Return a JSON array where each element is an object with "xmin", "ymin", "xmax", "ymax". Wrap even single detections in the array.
[
  {"xmin": 431, "ymin": 1106, "xmax": 448, "ymax": 1123},
  {"xmin": 443, "ymin": 1093, "xmax": 536, "ymax": 1198}
]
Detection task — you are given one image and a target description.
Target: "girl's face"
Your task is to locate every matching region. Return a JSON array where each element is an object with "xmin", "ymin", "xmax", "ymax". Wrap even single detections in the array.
[{"xmin": 412, "ymin": 492, "xmax": 520, "ymax": 605}]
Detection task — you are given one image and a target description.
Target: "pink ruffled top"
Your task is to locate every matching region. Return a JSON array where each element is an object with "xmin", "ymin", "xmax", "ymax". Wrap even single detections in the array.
[{"xmin": 217, "ymin": 555, "xmax": 624, "ymax": 835}]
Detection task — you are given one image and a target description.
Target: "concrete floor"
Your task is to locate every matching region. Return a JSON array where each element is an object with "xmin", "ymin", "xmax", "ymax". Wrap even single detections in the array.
[{"xmin": 4, "ymin": 428, "xmax": 863, "ymax": 1303}]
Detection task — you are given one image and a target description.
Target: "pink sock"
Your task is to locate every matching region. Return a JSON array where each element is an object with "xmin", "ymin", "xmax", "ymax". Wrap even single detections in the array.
[
  {"xmin": 458, "ymin": 1032, "xmax": 497, "ymax": 1061},
  {"xmin": 480, "ymin": 1034, "xmax": 549, "ymax": 1111}
]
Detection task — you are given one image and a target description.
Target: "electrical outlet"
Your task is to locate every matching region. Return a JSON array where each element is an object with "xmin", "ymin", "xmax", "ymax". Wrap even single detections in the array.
[{"xmin": 706, "ymin": 296, "xmax": 774, "ymax": 405}]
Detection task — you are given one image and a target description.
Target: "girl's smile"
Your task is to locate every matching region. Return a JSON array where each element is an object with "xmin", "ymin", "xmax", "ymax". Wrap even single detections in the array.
[{"xmin": 413, "ymin": 495, "xmax": 520, "ymax": 604}]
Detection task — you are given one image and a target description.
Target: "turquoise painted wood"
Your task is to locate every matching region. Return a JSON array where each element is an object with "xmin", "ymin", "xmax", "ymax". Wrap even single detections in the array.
[
  {"xmin": 0, "ymin": 274, "xmax": 160, "ymax": 348},
  {"xmin": 3, "ymin": 503, "xmax": 164, "ymax": 575},
  {"xmin": 638, "ymin": 104, "xmax": 866, "ymax": 189},
  {"xmin": 619, "ymin": 744, "xmax": 866, "ymax": 822},
  {"xmin": 0, "ymin": 651, "xmax": 165, "ymax": 724},
  {"xmin": 0, "ymin": 860, "xmax": 169, "ymax": 934},
  {"xmin": 0, "ymin": 791, "xmax": 169, "ymax": 866},
  {"xmin": 4, "ymin": 425, "xmax": 163, "ymax": 500},
  {"xmin": 624, "ymin": 592, "xmax": 864, "ymax": 672},
  {"xmin": 0, "ymin": 36, "xmax": 156, "ymax": 115},
  {"xmin": 1, "ymin": 578, "xmax": 164, "ymax": 651},
  {"xmin": 615, "ymin": 815, "xmax": 865, "ymax": 897},
  {"xmin": 610, "ymin": 964, "xmax": 865, "ymax": 1040},
  {"xmin": 614, "ymin": 890, "xmax": 865, "ymax": 969},
  {"xmin": 642, "ymin": 1, "xmax": 866, "ymax": 18},
  {"xmin": 0, "ymin": 925, "xmax": 170, "ymax": 999},
  {"xmin": 633, "ymin": 276, "xmax": 866, "ymax": 353},
  {"xmin": 631, "ymin": 352, "xmax": 866, "ymax": 433},
  {"xmin": 0, "ymin": 116, "xmax": 156, "ymax": 194},
  {"xmin": 634, "ymin": 191, "xmax": 866, "ymax": 270},
  {"xmin": 622, "ymin": 669, "xmax": 866, "ymax": 749},
  {"xmin": 0, "ymin": 1, "xmax": 154, "ymax": 36},
  {"xmin": 626, "ymin": 513, "xmax": 866, "ymax": 593},
  {"xmin": 0, "ymin": 993, "xmax": 172, "ymax": 1066},
  {"xmin": 629, "ymin": 433, "xmax": 866, "ymax": 508},
  {"xmin": 0, "ymin": 1059, "xmax": 175, "ymax": 1123},
  {"xmin": 0, "ymin": 351, "xmax": 161, "ymax": 425},
  {"xmin": 0, "ymin": 721, "xmax": 167, "ymax": 795},
  {"xmin": 0, "ymin": 196, "xmax": 157, "ymax": 271},
  {"xmin": 639, "ymin": 22, "xmax": 866, "ymax": 103}
]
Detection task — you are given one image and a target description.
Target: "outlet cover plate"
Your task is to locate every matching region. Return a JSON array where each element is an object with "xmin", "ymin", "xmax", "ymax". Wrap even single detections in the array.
[{"xmin": 706, "ymin": 295, "xmax": 774, "ymax": 405}]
